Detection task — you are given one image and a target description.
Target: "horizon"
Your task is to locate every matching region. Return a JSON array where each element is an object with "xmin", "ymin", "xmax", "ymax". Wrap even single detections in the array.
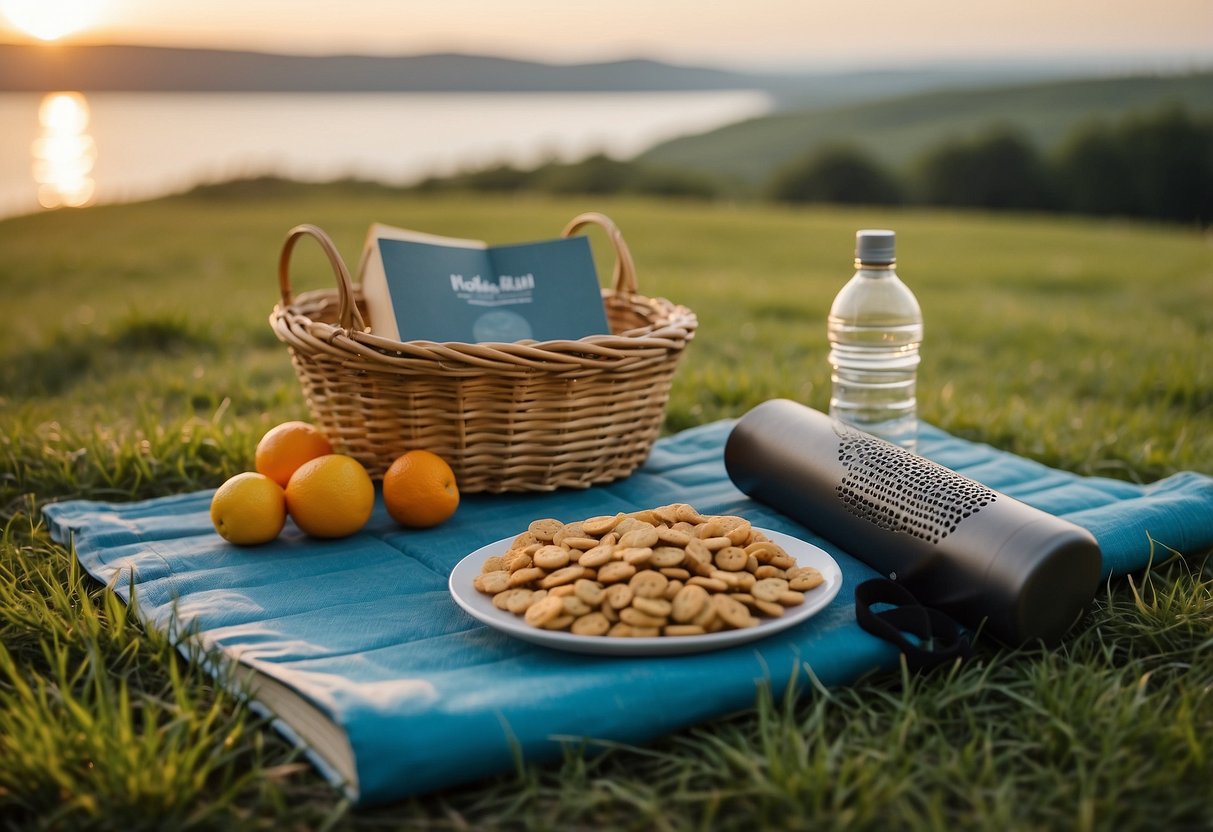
[
  {"xmin": 2, "ymin": 37, "xmax": 1211, "ymax": 78},
  {"xmin": 0, "ymin": 0, "xmax": 1210, "ymax": 73}
]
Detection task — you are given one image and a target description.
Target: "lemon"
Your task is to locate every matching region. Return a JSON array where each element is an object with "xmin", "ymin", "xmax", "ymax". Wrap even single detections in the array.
[{"xmin": 210, "ymin": 472, "xmax": 287, "ymax": 545}]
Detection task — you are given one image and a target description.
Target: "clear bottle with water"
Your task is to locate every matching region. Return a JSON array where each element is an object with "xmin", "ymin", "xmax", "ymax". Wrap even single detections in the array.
[{"xmin": 827, "ymin": 229, "xmax": 923, "ymax": 452}]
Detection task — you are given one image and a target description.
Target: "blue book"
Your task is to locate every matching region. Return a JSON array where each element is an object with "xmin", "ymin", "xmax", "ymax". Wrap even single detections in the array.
[{"xmin": 358, "ymin": 223, "xmax": 610, "ymax": 343}]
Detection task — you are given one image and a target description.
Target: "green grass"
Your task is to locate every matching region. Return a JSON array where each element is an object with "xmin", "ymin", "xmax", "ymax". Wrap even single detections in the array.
[
  {"xmin": 1, "ymin": 185, "xmax": 1211, "ymax": 829},
  {"xmin": 639, "ymin": 72, "xmax": 1213, "ymax": 187}
]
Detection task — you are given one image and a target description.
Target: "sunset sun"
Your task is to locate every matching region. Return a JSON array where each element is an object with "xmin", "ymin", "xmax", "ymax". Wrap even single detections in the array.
[{"xmin": 1, "ymin": 0, "xmax": 101, "ymax": 41}]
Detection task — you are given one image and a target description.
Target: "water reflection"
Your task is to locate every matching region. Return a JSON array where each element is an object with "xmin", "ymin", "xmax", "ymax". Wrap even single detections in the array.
[{"xmin": 32, "ymin": 92, "xmax": 96, "ymax": 208}]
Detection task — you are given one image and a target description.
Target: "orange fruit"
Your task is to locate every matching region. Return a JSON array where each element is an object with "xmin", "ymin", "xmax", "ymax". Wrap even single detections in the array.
[
  {"xmin": 255, "ymin": 421, "xmax": 333, "ymax": 487},
  {"xmin": 284, "ymin": 453, "xmax": 375, "ymax": 538},
  {"xmin": 210, "ymin": 472, "xmax": 287, "ymax": 545},
  {"xmin": 382, "ymin": 450, "xmax": 460, "ymax": 528}
]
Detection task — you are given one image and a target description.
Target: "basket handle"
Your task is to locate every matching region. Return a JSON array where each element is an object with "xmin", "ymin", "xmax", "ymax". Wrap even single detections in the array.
[
  {"xmin": 278, "ymin": 224, "xmax": 366, "ymax": 332},
  {"xmin": 561, "ymin": 212, "xmax": 638, "ymax": 296}
]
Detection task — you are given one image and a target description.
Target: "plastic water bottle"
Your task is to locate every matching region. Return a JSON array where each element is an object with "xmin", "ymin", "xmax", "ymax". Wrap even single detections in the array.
[{"xmin": 827, "ymin": 229, "xmax": 923, "ymax": 452}]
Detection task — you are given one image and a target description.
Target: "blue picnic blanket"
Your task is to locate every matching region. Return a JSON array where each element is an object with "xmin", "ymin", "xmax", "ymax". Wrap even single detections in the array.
[{"xmin": 42, "ymin": 420, "xmax": 1213, "ymax": 807}]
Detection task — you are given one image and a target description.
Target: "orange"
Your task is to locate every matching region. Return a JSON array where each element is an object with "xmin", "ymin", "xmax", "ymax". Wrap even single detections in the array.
[
  {"xmin": 210, "ymin": 472, "xmax": 287, "ymax": 545},
  {"xmin": 382, "ymin": 450, "xmax": 460, "ymax": 528},
  {"xmin": 255, "ymin": 420, "xmax": 333, "ymax": 487},
  {"xmin": 284, "ymin": 454, "xmax": 375, "ymax": 538}
]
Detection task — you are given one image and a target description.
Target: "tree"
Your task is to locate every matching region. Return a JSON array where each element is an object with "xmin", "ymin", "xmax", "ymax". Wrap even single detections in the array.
[
  {"xmin": 1054, "ymin": 120, "xmax": 1137, "ymax": 217},
  {"xmin": 531, "ymin": 154, "xmax": 719, "ymax": 199},
  {"xmin": 1055, "ymin": 106, "xmax": 1213, "ymax": 224},
  {"xmin": 915, "ymin": 127, "xmax": 1055, "ymax": 211},
  {"xmin": 768, "ymin": 145, "xmax": 903, "ymax": 205},
  {"xmin": 1118, "ymin": 106, "xmax": 1213, "ymax": 224},
  {"xmin": 534, "ymin": 154, "xmax": 635, "ymax": 195}
]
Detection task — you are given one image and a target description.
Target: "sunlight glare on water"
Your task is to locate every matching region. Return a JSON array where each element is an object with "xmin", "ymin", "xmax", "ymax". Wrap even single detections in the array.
[{"xmin": 32, "ymin": 91, "xmax": 96, "ymax": 209}]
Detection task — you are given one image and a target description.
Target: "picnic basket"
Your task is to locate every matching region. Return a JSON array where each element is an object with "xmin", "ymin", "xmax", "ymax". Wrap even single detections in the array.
[{"xmin": 270, "ymin": 213, "xmax": 697, "ymax": 493}]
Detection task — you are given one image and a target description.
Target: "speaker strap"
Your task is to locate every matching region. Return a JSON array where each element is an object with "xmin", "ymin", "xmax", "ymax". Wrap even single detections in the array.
[{"xmin": 854, "ymin": 578, "xmax": 971, "ymax": 671}]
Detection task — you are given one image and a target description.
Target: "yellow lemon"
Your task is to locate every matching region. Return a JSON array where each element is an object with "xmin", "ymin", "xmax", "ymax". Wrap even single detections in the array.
[
  {"xmin": 382, "ymin": 449, "xmax": 460, "ymax": 528},
  {"xmin": 285, "ymin": 454, "xmax": 375, "ymax": 538},
  {"xmin": 210, "ymin": 472, "xmax": 287, "ymax": 545},
  {"xmin": 255, "ymin": 420, "xmax": 333, "ymax": 487}
]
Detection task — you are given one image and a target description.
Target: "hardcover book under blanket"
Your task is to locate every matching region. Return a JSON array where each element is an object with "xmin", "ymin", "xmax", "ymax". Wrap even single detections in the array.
[{"xmin": 43, "ymin": 421, "xmax": 1213, "ymax": 807}]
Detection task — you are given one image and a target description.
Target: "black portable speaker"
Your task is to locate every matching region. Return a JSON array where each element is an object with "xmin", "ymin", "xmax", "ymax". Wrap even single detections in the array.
[{"xmin": 723, "ymin": 399, "xmax": 1102, "ymax": 645}]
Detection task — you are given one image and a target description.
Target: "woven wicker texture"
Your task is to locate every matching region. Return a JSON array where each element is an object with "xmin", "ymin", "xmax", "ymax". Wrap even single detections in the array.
[{"xmin": 270, "ymin": 213, "xmax": 697, "ymax": 493}]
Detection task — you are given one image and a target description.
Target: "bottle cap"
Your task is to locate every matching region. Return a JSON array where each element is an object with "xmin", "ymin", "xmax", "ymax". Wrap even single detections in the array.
[{"xmin": 855, "ymin": 229, "xmax": 895, "ymax": 265}]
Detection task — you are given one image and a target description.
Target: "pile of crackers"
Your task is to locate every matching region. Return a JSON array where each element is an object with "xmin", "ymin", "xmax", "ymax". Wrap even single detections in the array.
[{"xmin": 472, "ymin": 503, "xmax": 824, "ymax": 638}]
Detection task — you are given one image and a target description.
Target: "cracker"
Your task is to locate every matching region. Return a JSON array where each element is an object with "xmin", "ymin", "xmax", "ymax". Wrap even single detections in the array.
[
  {"xmin": 542, "ymin": 614, "xmax": 575, "ymax": 631},
  {"xmin": 533, "ymin": 545, "xmax": 570, "ymax": 570},
  {"xmin": 572, "ymin": 612, "xmax": 610, "ymax": 636},
  {"xmin": 528, "ymin": 518, "xmax": 563, "ymax": 542},
  {"xmin": 790, "ymin": 570, "xmax": 824, "ymax": 591},
  {"xmin": 508, "ymin": 566, "xmax": 545, "ymax": 588},
  {"xmin": 582, "ymin": 515, "xmax": 620, "ymax": 536},
  {"xmin": 714, "ymin": 546, "xmax": 748, "ymax": 572},
  {"xmin": 620, "ymin": 546, "xmax": 654, "ymax": 566},
  {"xmin": 492, "ymin": 588, "xmax": 526, "ymax": 610},
  {"xmin": 605, "ymin": 583, "xmax": 633, "ymax": 609},
  {"xmin": 524, "ymin": 595, "xmax": 564, "ymax": 627},
  {"xmin": 597, "ymin": 561, "xmax": 636, "ymax": 584},
  {"xmin": 578, "ymin": 542, "xmax": 615, "ymax": 568},
  {"xmin": 672, "ymin": 583, "xmax": 709, "ymax": 623},
  {"xmin": 620, "ymin": 607, "xmax": 667, "ymax": 628},
  {"xmin": 651, "ymin": 546, "xmax": 687, "ymax": 568},
  {"xmin": 574, "ymin": 578, "xmax": 606, "ymax": 607},
  {"xmin": 753, "ymin": 577, "xmax": 789, "ymax": 603},
  {"xmin": 562, "ymin": 595, "xmax": 593, "ymax": 617},
  {"xmin": 538, "ymin": 564, "xmax": 587, "ymax": 589},
  {"xmin": 713, "ymin": 594, "xmax": 759, "ymax": 629},
  {"xmin": 629, "ymin": 569, "xmax": 669, "ymax": 599},
  {"xmin": 632, "ymin": 596, "xmax": 673, "ymax": 618},
  {"xmin": 477, "ymin": 570, "xmax": 510, "ymax": 594},
  {"xmin": 618, "ymin": 525, "xmax": 659, "ymax": 549},
  {"xmin": 507, "ymin": 589, "xmax": 542, "ymax": 614}
]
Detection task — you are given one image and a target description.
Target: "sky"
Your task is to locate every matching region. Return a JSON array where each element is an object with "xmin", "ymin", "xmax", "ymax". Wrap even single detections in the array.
[{"xmin": 0, "ymin": 0, "xmax": 1211, "ymax": 71}]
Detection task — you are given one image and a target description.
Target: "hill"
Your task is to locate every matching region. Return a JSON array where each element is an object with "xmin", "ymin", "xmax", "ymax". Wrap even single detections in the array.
[
  {"xmin": 637, "ymin": 72, "xmax": 1213, "ymax": 187},
  {"xmin": 0, "ymin": 43, "xmax": 781, "ymax": 92},
  {"xmin": 0, "ymin": 42, "xmax": 1168, "ymax": 104}
]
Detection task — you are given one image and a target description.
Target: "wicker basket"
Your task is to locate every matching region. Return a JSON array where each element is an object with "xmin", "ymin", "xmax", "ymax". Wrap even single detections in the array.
[{"xmin": 270, "ymin": 213, "xmax": 697, "ymax": 493}]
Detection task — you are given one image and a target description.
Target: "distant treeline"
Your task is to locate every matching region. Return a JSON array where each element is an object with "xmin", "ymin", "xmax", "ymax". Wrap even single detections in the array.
[
  {"xmin": 412, "ymin": 156, "xmax": 721, "ymax": 200},
  {"xmin": 414, "ymin": 106, "xmax": 1213, "ymax": 225}
]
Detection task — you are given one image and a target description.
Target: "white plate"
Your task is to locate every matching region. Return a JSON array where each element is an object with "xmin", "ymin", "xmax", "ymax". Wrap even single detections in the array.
[{"xmin": 448, "ymin": 527, "xmax": 842, "ymax": 656}]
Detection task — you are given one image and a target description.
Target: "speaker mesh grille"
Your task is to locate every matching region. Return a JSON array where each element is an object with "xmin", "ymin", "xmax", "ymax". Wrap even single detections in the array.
[{"xmin": 835, "ymin": 431, "xmax": 996, "ymax": 544}]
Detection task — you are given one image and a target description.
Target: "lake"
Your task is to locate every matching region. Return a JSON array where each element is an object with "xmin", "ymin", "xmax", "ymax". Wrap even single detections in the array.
[{"xmin": 0, "ymin": 90, "xmax": 772, "ymax": 219}]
